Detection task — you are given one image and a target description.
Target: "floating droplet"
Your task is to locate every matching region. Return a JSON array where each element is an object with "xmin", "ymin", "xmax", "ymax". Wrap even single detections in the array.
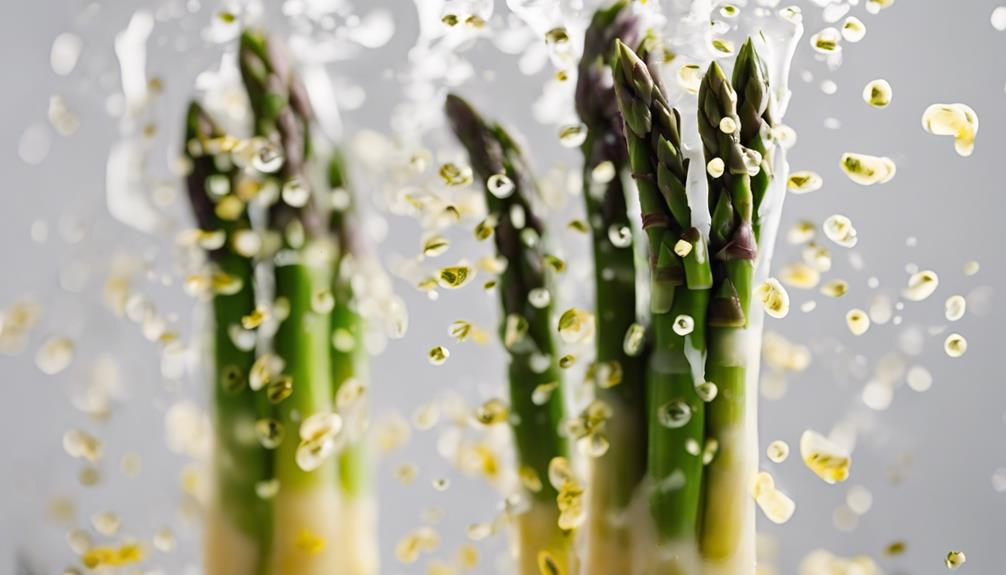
[
  {"xmin": 767, "ymin": 440, "xmax": 790, "ymax": 463},
  {"xmin": 437, "ymin": 265, "xmax": 474, "ymax": 289},
  {"xmin": 922, "ymin": 103, "xmax": 979, "ymax": 157},
  {"xmin": 840, "ymin": 153, "xmax": 896, "ymax": 186},
  {"xmin": 558, "ymin": 123, "xmax": 587, "ymax": 148},
  {"xmin": 707, "ymin": 157, "xmax": 725, "ymax": 178},
  {"xmin": 428, "ymin": 346, "xmax": 450, "ymax": 365},
  {"xmin": 557, "ymin": 308, "xmax": 595, "ymax": 344},
  {"xmin": 657, "ymin": 400, "xmax": 692, "ymax": 429},
  {"xmin": 842, "ymin": 16, "xmax": 866, "ymax": 42},
  {"xmin": 36, "ymin": 336, "xmax": 74, "ymax": 375},
  {"xmin": 439, "ymin": 163, "xmax": 473, "ymax": 186},
  {"xmin": 800, "ymin": 430, "xmax": 851, "ymax": 484},
  {"xmin": 945, "ymin": 551, "xmax": 966, "ymax": 570},
  {"xmin": 475, "ymin": 398, "xmax": 509, "ymax": 425},
  {"xmin": 903, "ymin": 270, "xmax": 939, "ymax": 301},
  {"xmin": 672, "ymin": 315, "xmax": 695, "ymax": 336},
  {"xmin": 944, "ymin": 333, "xmax": 967, "ymax": 358},
  {"xmin": 846, "ymin": 309, "xmax": 870, "ymax": 336},
  {"xmin": 863, "ymin": 79, "xmax": 892, "ymax": 109},
  {"xmin": 810, "ymin": 27, "xmax": 842, "ymax": 54},
  {"xmin": 487, "ymin": 173, "xmax": 515, "ymax": 198},
  {"xmin": 823, "ymin": 214, "xmax": 858, "ymax": 248},
  {"xmin": 945, "ymin": 295, "xmax": 966, "ymax": 321},
  {"xmin": 787, "ymin": 171, "xmax": 823, "ymax": 194},
  {"xmin": 757, "ymin": 279, "xmax": 790, "ymax": 319}
]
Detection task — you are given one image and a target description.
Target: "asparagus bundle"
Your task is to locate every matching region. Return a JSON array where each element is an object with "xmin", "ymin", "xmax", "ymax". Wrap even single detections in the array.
[
  {"xmin": 445, "ymin": 94, "xmax": 574, "ymax": 575},
  {"xmin": 185, "ymin": 104, "xmax": 273, "ymax": 575},
  {"xmin": 612, "ymin": 37, "xmax": 778, "ymax": 573},
  {"xmin": 613, "ymin": 39, "xmax": 714, "ymax": 571},
  {"xmin": 184, "ymin": 28, "xmax": 376, "ymax": 575},
  {"xmin": 573, "ymin": 5, "xmax": 648, "ymax": 572},
  {"xmin": 699, "ymin": 40, "xmax": 773, "ymax": 572}
]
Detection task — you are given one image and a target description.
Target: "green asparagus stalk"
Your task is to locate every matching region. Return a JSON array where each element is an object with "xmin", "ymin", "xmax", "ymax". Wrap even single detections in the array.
[
  {"xmin": 574, "ymin": 6, "xmax": 648, "ymax": 571},
  {"xmin": 612, "ymin": 39, "xmax": 714, "ymax": 568},
  {"xmin": 240, "ymin": 30, "xmax": 343, "ymax": 575},
  {"xmin": 445, "ymin": 94, "xmax": 574, "ymax": 575},
  {"xmin": 698, "ymin": 55, "xmax": 763, "ymax": 569},
  {"xmin": 185, "ymin": 103, "xmax": 273, "ymax": 575},
  {"xmin": 327, "ymin": 150, "xmax": 379, "ymax": 574}
]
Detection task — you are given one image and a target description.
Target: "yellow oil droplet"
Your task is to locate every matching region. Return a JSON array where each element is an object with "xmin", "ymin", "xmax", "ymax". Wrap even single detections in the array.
[
  {"xmin": 903, "ymin": 270, "xmax": 939, "ymax": 301},
  {"xmin": 757, "ymin": 279, "xmax": 790, "ymax": 319},
  {"xmin": 787, "ymin": 220, "xmax": 816, "ymax": 245},
  {"xmin": 820, "ymin": 280, "xmax": 849, "ymax": 298},
  {"xmin": 945, "ymin": 295, "xmax": 966, "ymax": 321},
  {"xmin": 437, "ymin": 265, "xmax": 474, "ymax": 289},
  {"xmin": 756, "ymin": 485, "xmax": 796, "ymax": 524},
  {"xmin": 672, "ymin": 315, "xmax": 695, "ymax": 336},
  {"xmin": 486, "ymin": 173, "xmax": 515, "ymax": 199},
  {"xmin": 923, "ymin": 103, "xmax": 979, "ymax": 157},
  {"xmin": 945, "ymin": 550, "xmax": 966, "ymax": 570},
  {"xmin": 944, "ymin": 333, "xmax": 967, "ymax": 358},
  {"xmin": 474, "ymin": 398, "xmax": 509, "ymax": 425},
  {"xmin": 823, "ymin": 215, "xmax": 858, "ymax": 248},
  {"xmin": 36, "ymin": 336, "xmax": 74, "ymax": 375},
  {"xmin": 537, "ymin": 550, "xmax": 564, "ymax": 575},
  {"xmin": 558, "ymin": 123, "xmax": 587, "ymax": 148},
  {"xmin": 883, "ymin": 540, "xmax": 906, "ymax": 556},
  {"xmin": 91, "ymin": 510, "xmax": 121, "ymax": 536},
  {"xmin": 423, "ymin": 235, "xmax": 450, "ymax": 258},
  {"xmin": 842, "ymin": 16, "xmax": 866, "ymax": 42},
  {"xmin": 428, "ymin": 345, "xmax": 449, "ymax": 365},
  {"xmin": 677, "ymin": 64, "xmax": 703, "ymax": 95},
  {"xmin": 810, "ymin": 27, "xmax": 842, "ymax": 54},
  {"xmin": 846, "ymin": 309, "xmax": 870, "ymax": 336},
  {"xmin": 779, "ymin": 262, "xmax": 821, "ymax": 290},
  {"xmin": 767, "ymin": 440, "xmax": 790, "ymax": 463},
  {"xmin": 863, "ymin": 79, "xmax": 892, "ymax": 109},
  {"xmin": 787, "ymin": 171, "xmax": 823, "ymax": 194},
  {"xmin": 295, "ymin": 528, "xmax": 327, "ymax": 555},
  {"xmin": 439, "ymin": 163, "xmax": 473, "ymax": 186},
  {"xmin": 800, "ymin": 430, "xmax": 851, "ymax": 484},
  {"xmin": 840, "ymin": 153, "xmax": 896, "ymax": 186},
  {"xmin": 255, "ymin": 418, "xmax": 284, "ymax": 449},
  {"xmin": 266, "ymin": 375, "xmax": 294, "ymax": 404},
  {"xmin": 707, "ymin": 157, "xmax": 725, "ymax": 178},
  {"xmin": 557, "ymin": 308, "xmax": 595, "ymax": 344}
]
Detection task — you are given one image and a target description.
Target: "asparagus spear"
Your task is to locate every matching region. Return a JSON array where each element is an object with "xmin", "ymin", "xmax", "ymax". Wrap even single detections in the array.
[
  {"xmin": 327, "ymin": 150, "xmax": 379, "ymax": 574},
  {"xmin": 239, "ymin": 30, "xmax": 343, "ymax": 575},
  {"xmin": 698, "ymin": 56, "xmax": 761, "ymax": 567},
  {"xmin": 612, "ymin": 40, "xmax": 714, "ymax": 568},
  {"xmin": 185, "ymin": 102, "xmax": 273, "ymax": 575},
  {"xmin": 445, "ymin": 94, "xmax": 573, "ymax": 575},
  {"xmin": 574, "ymin": 6, "xmax": 647, "ymax": 571}
]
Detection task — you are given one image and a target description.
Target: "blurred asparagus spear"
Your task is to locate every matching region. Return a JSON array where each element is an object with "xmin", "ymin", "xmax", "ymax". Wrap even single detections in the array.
[
  {"xmin": 445, "ymin": 94, "xmax": 574, "ymax": 575},
  {"xmin": 326, "ymin": 149, "xmax": 379, "ymax": 574},
  {"xmin": 574, "ymin": 5, "xmax": 648, "ymax": 571},
  {"xmin": 239, "ymin": 29, "xmax": 343, "ymax": 575},
  {"xmin": 185, "ymin": 102, "xmax": 273, "ymax": 575}
]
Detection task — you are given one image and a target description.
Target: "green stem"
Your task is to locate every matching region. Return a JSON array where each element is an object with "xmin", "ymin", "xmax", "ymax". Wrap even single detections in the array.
[
  {"xmin": 212, "ymin": 249, "xmax": 273, "ymax": 573},
  {"xmin": 331, "ymin": 299, "xmax": 369, "ymax": 496},
  {"xmin": 581, "ymin": 143, "xmax": 647, "ymax": 508},
  {"xmin": 273, "ymin": 258, "xmax": 337, "ymax": 490},
  {"xmin": 648, "ymin": 288, "xmax": 709, "ymax": 543},
  {"xmin": 699, "ymin": 327, "xmax": 752, "ymax": 563}
]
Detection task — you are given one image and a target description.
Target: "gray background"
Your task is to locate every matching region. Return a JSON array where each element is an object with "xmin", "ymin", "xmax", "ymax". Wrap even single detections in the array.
[{"xmin": 1, "ymin": 1, "xmax": 1004, "ymax": 573}]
